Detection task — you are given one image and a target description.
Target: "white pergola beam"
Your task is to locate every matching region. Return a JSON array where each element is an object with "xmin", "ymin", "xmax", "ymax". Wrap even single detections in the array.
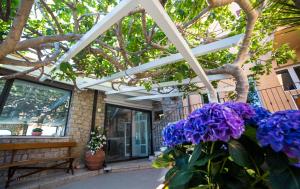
[
  {"xmin": 126, "ymin": 86, "xmax": 236, "ymax": 101},
  {"xmin": 106, "ymin": 74, "xmax": 232, "ymax": 95},
  {"xmin": 79, "ymin": 34, "xmax": 243, "ymax": 89},
  {"xmin": 127, "ymin": 92, "xmax": 188, "ymax": 101},
  {"xmin": 40, "ymin": 0, "xmax": 138, "ymax": 81},
  {"xmin": 139, "ymin": 0, "xmax": 218, "ymax": 101}
]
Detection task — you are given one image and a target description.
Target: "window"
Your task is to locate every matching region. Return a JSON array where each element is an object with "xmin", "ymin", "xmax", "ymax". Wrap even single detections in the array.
[
  {"xmin": 201, "ymin": 94, "xmax": 209, "ymax": 104},
  {"xmin": 0, "ymin": 80, "xmax": 71, "ymax": 136},
  {"xmin": 294, "ymin": 66, "xmax": 300, "ymax": 81},
  {"xmin": 276, "ymin": 70, "xmax": 296, "ymax": 90}
]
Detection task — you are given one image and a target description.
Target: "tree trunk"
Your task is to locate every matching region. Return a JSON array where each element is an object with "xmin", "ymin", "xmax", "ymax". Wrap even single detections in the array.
[{"xmin": 206, "ymin": 64, "xmax": 249, "ymax": 103}]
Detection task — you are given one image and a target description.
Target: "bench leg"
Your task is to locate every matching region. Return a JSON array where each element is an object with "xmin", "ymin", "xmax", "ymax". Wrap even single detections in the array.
[
  {"xmin": 5, "ymin": 167, "xmax": 16, "ymax": 189},
  {"xmin": 67, "ymin": 158, "xmax": 74, "ymax": 175}
]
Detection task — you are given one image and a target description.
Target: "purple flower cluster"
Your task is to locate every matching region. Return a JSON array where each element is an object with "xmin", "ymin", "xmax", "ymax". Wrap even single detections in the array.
[
  {"xmin": 224, "ymin": 102, "xmax": 255, "ymax": 120},
  {"xmin": 162, "ymin": 119, "xmax": 186, "ymax": 147},
  {"xmin": 184, "ymin": 103, "xmax": 245, "ymax": 143},
  {"xmin": 257, "ymin": 110, "xmax": 300, "ymax": 159},
  {"xmin": 247, "ymin": 106, "xmax": 272, "ymax": 126}
]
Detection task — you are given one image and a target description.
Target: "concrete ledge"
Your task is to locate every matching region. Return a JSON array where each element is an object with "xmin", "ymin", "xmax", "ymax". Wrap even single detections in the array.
[{"xmin": 0, "ymin": 136, "xmax": 70, "ymax": 139}]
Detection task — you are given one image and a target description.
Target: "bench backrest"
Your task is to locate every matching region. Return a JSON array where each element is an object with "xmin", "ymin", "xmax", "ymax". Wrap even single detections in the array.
[{"xmin": 0, "ymin": 142, "xmax": 76, "ymax": 151}]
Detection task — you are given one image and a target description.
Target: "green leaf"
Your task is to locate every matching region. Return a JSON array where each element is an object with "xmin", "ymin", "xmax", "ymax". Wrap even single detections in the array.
[
  {"xmin": 175, "ymin": 154, "xmax": 189, "ymax": 170},
  {"xmin": 266, "ymin": 149, "xmax": 289, "ymax": 172},
  {"xmin": 189, "ymin": 144, "xmax": 201, "ymax": 168},
  {"xmin": 195, "ymin": 157, "xmax": 209, "ymax": 166},
  {"xmin": 152, "ymin": 154, "xmax": 173, "ymax": 168},
  {"xmin": 169, "ymin": 170, "xmax": 193, "ymax": 189},
  {"xmin": 60, "ymin": 62, "xmax": 71, "ymax": 72},
  {"xmin": 228, "ymin": 140, "xmax": 251, "ymax": 167},
  {"xmin": 243, "ymin": 126, "xmax": 257, "ymax": 142},
  {"xmin": 165, "ymin": 167, "xmax": 179, "ymax": 181},
  {"xmin": 190, "ymin": 185, "xmax": 213, "ymax": 189},
  {"xmin": 211, "ymin": 160, "xmax": 223, "ymax": 176},
  {"xmin": 269, "ymin": 166, "xmax": 300, "ymax": 189},
  {"xmin": 194, "ymin": 151, "xmax": 226, "ymax": 166},
  {"xmin": 239, "ymin": 136, "xmax": 265, "ymax": 167},
  {"xmin": 264, "ymin": 149, "xmax": 300, "ymax": 189}
]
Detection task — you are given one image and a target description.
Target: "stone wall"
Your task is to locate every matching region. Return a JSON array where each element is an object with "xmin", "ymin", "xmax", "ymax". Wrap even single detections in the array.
[
  {"xmin": 94, "ymin": 91, "xmax": 106, "ymax": 131},
  {"xmin": 66, "ymin": 89, "xmax": 94, "ymax": 164},
  {"xmin": 161, "ymin": 97, "xmax": 183, "ymax": 119},
  {"xmin": 0, "ymin": 137, "xmax": 69, "ymax": 185}
]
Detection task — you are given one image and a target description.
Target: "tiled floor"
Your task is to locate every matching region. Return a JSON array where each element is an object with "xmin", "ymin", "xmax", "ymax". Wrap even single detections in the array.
[{"xmin": 57, "ymin": 168, "xmax": 167, "ymax": 189}]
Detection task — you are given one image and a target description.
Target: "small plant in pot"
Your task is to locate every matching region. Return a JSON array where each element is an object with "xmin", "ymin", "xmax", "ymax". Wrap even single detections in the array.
[
  {"xmin": 85, "ymin": 129, "xmax": 106, "ymax": 170},
  {"xmin": 32, "ymin": 128, "xmax": 43, "ymax": 136}
]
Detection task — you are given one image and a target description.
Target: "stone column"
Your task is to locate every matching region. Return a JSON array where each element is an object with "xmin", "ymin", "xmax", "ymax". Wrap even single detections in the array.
[{"xmin": 67, "ymin": 89, "xmax": 94, "ymax": 164}]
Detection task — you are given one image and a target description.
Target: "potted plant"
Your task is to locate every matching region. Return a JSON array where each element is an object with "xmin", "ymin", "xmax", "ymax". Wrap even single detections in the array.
[
  {"xmin": 85, "ymin": 130, "xmax": 106, "ymax": 170},
  {"xmin": 32, "ymin": 128, "xmax": 43, "ymax": 136}
]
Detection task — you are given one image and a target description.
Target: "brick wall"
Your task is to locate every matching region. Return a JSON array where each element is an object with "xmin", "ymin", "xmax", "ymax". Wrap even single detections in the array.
[{"xmin": 0, "ymin": 89, "xmax": 107, "ymax": 184}]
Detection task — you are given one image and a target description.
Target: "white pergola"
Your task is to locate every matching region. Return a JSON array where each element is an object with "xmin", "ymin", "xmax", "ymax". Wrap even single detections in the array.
[{"xmin": 40, "ymin": 0, "xmax": 244, "ymax": 102}]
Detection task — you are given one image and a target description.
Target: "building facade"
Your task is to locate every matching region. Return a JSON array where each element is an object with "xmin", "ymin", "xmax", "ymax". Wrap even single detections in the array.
[{"xmin": 184, "ymin": 28, "xmax": 300, "ymax": 112}]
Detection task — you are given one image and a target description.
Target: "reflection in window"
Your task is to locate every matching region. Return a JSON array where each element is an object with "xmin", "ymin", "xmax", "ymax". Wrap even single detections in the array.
[
  {"xmin": 276, "ymin": 70, "xmax": 296, "ymax": 90},
  {"xmin": 0, "ymin": 80, "xmax": 71, "ymax": 136},
  {"xmin": 0, "ymin": 80, "xmax": 5, "ymax": 93},
  {"xmin": 247, "ymin": 77, "xmax": 261, "ymax": 106},
  {"xmin": 294, "ymin": 66, "xmax": 300, "ymax": 81}
]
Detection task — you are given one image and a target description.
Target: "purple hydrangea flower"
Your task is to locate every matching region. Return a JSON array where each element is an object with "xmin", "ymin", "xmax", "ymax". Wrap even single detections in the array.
[
  {"xmin": 184, "ymin": 103, "xmax": 245, "ymax": 144},
  {"xmin": 257, "ymin": 110, "xmax": 300, "ymax": 160},
  {"xmin": 162, "ymin": 119, "xmax": 187, "ymax": 147},
  {"xmin": 223, "ymin": 102, "xmax": 255, "ymax": 120},
  {"xmin": 246, "ymin": 106, "xmax": 272, "ymax": 126}
]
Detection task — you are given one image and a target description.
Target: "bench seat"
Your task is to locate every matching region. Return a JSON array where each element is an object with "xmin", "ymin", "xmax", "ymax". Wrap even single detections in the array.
[
  {"xmin": 0, "ymin": 141, "xmax": 78, "ymax": 189},
  {"xmin": 0, "ymin": 155, "xmax": 78, "ymax": 169}
]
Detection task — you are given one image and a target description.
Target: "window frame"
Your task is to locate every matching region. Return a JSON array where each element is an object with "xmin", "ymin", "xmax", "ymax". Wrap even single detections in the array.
[
  {"xmin": 275, "ymin": 63, "xmax": 300, "ymax": 90},
  {"xmin": 276, "ymin": 69, "xmax": 297, "ymax": 91},
  {"xmin": 294, "ymin": 66, "xmax": 300, "ymax": 81},
  {"xmin": 0, "ymin": 78, "xmax": 73, "ymax": 137}
]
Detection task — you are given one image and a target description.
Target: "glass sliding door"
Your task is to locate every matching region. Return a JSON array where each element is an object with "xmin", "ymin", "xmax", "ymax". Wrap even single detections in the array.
[
  {"xmin": 132, "ymin": 111, "xmax": 150, "ymax": 157},
  {"xmin": 105, "ymin": 106, "xmax": 132, "ymax": 161},
  {"xmin": 105, "ymin": 104, "xmax": 151, "ymax": 162}
]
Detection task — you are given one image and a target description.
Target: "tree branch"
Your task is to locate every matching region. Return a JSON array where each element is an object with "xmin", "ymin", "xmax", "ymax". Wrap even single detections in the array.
[
  {"xmin": 233, "ymin": 0, "xmax": 259, "ymax": 66},
  {"xmin": 205, "ymin": 64, "xmax": 249, "ymax": 102},
  {"xmin": 14, "ymin": 33, "xmax": 81, "ymax": 51},
  {"xmin": 0, "ymin": 48, "xmax": 61, "ymax": 67},
  {"xmin": 40, "ymin": 0, "xmax": 64, "ymax": 34},
  {"xmin": 0, "ymin": 0, "xmax": 34, "ymax": 59},
  {"xmin": 115, "ymin": 19, "xmax": 134, "ymax": 68},
  {"xmin": 0, "ymin": 47, "xmax": 61, "ymax": 80},
  {"xmin": 89, "ymin": 47, "xmax": 125, "ymax": 71},
  {"xmin": 181, "ymin": 6, "xmax": 211, "ymax": 29}
]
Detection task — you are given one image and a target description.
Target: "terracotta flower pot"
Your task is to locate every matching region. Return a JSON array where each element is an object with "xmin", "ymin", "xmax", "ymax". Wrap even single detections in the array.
[
  {"xmin": 32, "ymin": 131, "xmax": 42, "ymax": 136},
  {"xmin": 85, "ymin": 150, "xmax": 105, "ymax": 170}
]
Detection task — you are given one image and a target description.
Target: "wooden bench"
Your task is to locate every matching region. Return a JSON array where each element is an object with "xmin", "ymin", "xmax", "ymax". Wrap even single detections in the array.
[{"xmin": 0, "ymin": 142, "xmax": 78, "ymax": 188}]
